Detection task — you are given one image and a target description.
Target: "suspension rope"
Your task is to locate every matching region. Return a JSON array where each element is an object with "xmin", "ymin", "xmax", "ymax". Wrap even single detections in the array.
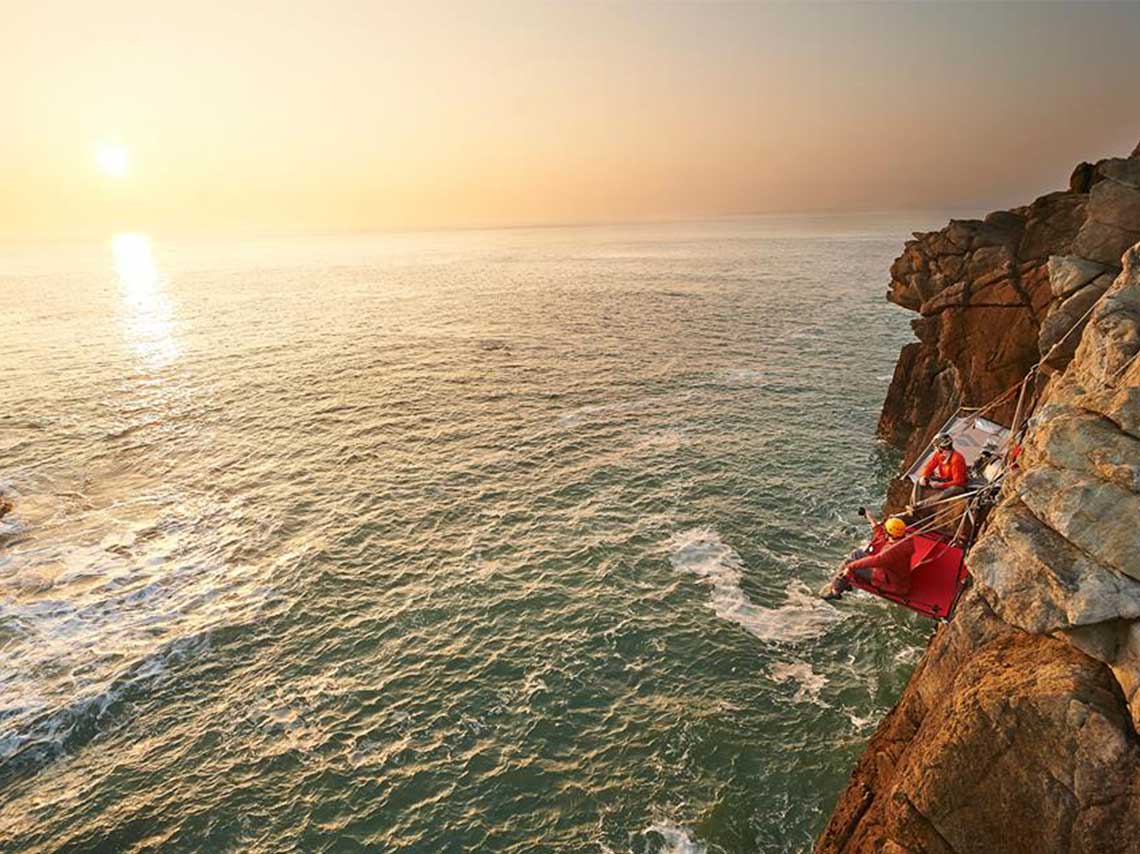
[
  {"xmin": 887, "ymin": 498, "xmax": 972, "ymax": 549},
  {"xmin": 1039, "ymin": 295, "xmax": 1104, "ymax": 368},
  {"xmin": 868, "ymin": 281, "xmax": 1117, "ymax": 578},
  {"xmin": 910, "ymin": 487, "xmax": 985, "ymax": 511},
  {"xmin": 958, "ymin": 381, "xmax": 1021, "ymax": 416},
  {"xmin": 1105, "ymin": 347, "xmax": 1140, "ymax": 387}
]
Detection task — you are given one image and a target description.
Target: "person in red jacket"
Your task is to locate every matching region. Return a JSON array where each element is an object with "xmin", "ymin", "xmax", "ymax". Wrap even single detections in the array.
[
  {"xmin": 821, "ymin": 516, "xmax": 914, "ymax": 600},
  {"xmin": 910, "ymin": 433, "xmax": 968, "ymax": 509},
  {"xmin": 846, "ymin": 506, "xmax": 889, "ymax": 562}
]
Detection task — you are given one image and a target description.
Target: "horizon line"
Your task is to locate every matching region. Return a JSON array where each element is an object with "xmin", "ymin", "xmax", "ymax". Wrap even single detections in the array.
[{"xmin": 0, "ymin": 205, "xmax": 1009, "ymax": 246}]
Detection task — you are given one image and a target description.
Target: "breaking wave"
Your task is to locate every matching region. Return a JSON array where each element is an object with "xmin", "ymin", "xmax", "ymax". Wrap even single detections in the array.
[
  {"xmin": 668, "ymin": 527, "xmax": 846, "ymax": 643},
  {"xmin": 769, "ymin": 660, "xmax": 830, "ymax": 707},
  {"xmin": 634, "ymin": 823, "xmax": 708, "ymax": 854}
]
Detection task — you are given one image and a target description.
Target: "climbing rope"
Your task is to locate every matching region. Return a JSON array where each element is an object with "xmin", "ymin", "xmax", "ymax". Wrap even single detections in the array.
[
  {"xmin": 1105, "ymin": 347, "xmax": 1140, "ymax": 387},
  {"xmin": 863, "ymin": 282, "xmax": 1120, "ymax": 587},
  {"xmin": 958, "ymin": 381, "xmax": 1021, "ymax": 415},
  {"xmin": 882, "ymin": 497, "xmax": 973, "ymax": 551},
  {"xmin": 1038, "ymin": 294, "xmax": 1105, "ymax": 368}
]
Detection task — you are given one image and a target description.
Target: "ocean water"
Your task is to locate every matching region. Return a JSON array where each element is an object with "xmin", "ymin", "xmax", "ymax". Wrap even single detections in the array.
[{"xmin": 1, "ymin": 216, "xmax": 944, "ymax": 853}]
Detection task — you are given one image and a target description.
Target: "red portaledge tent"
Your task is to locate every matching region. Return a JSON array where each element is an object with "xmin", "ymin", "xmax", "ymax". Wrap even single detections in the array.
[{"xmin": 848, "ymin": 531, "xmax": 969, "ymax": 621}]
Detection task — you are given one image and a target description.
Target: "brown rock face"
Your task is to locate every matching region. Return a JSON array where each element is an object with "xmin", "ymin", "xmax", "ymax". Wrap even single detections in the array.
[
  {"xmin": 1070, "ymin": 161, "xmax": 1096, "ymax": 194},
  {"xmin": 820, "ymin": 143, "xmax": 1140, "ymax": 853},
  {"xmin": 817, "ymin": 593, "xmax": 1140, "ymax": 854},
  {"xmin": 879, "ymin": 145, "xmax": 1140, "ymax": 478}
]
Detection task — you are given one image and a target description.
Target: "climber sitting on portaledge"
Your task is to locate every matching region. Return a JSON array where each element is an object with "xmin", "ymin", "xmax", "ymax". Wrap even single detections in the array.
[{"xmin": 910, "ymin": 433, "xmax": 967, "ymax": 509}]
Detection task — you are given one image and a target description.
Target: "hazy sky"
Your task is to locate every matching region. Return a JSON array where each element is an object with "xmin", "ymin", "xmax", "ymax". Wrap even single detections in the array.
[{"xmin": 4, "ymin": 1, "xmax": 1139, "ymax": 236}]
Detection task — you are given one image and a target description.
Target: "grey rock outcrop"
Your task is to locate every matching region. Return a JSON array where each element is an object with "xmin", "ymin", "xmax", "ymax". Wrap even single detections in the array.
[
  {"xmin": 1037, "ymin": 271, "xmax": 1116, "ymax": 367},
  {"xmin": 1047, "ymin": 255, "xmax": 1108, "ymax": 300},
  {"xmin": 970, "ymin": 499, "xmax": 1140, "ymax": 633},
  {"xmin": 971, "ymin": 246, "xmax": 1140, "ymax": 734}
]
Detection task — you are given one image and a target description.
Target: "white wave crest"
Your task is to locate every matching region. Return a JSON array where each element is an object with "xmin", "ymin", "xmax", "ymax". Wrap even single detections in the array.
[
  {"xmin": 846, "ymin": 709, "xmax": 878, "ymax": 731},
  {"xmin": 719, "ymin": 367, "xmax": 765, "ymax": 385},
  {"xmin": 636, "ymin": 823, "xmax": 707, "ymax": 854},
  {"xmin": 668, "ymin": 527, "xmax": 845, "ymax": 643},
  {"xmin": 768, "ymin": 660, "xmax": 829, "ymax": 706}
]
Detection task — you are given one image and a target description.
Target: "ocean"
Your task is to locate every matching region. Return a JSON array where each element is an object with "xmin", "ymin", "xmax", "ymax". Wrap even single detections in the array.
[{"xmin": 1, "ymin": 215, "xmax": 947, "ymax": 853}]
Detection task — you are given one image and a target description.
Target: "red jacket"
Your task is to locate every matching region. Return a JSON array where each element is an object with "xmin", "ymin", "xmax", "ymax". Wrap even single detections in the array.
[
  {"xmin": 846, "ymin": 536, "xmax": 916, "ymax": 595},
  {"xmin": 920, "ymin": 449, "xmax": 967, "ymax": 488},
  {"xmin": 866, "ymin": 522, "xmax": 887, "ymax": 553}
]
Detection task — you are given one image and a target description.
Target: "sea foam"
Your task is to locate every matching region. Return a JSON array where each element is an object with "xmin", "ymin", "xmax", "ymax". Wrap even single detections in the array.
[
  {"xmin": 668, "ymin": 527, "xmax": 845, "ymax": 643},
  {"xmin": 636, "ymin": 823, "xmax": 708, "ymax": 854},
  {"xmin": 768, "ymin": 660, "xmax": 829, "ymax": 706}
]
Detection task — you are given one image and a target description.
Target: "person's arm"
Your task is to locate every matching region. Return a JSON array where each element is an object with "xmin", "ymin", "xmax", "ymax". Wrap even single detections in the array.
[
  {"xmin": 857, "ymin": 506, "xmax": 881, "ymax": 533},
  {"xmin": 918, "ymin": 454, "xmax": 938, "ymax": 485},
  {"xmin": 949, "ymin": 452, "xmax": 968, "ymax": 487},
  {"xmin": 846, "ymin": 548, "xmax": 885, "ymax": 572}
]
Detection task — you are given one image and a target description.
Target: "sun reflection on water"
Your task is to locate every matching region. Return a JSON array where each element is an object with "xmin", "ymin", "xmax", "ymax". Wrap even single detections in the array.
[{"xmin": 112, "ymin": 232, "xmax": 178, "ymax": 368}]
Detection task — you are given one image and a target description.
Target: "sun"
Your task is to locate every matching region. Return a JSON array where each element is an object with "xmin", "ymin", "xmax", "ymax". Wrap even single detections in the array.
[{"xmin": 96, "ymin": 143, "xmax": 130, "ymax": 178}]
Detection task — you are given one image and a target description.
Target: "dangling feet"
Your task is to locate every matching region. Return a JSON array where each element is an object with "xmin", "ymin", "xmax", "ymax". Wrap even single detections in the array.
[
  {"xmin": 819, "ymin": 584, "xmax": 843, "ymax": 601},
  {"xmin": 818, "ymin": 574, "xmax": 851, "ymax": 601}
]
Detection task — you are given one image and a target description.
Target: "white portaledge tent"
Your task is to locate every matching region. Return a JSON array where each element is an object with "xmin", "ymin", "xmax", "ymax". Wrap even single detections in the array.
[{"xmin": 905, "ymin": 413, "xmax": 1011, "ymax": 486}]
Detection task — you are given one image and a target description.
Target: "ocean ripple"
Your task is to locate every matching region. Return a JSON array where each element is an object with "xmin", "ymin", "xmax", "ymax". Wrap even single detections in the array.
[{"xmin": 0, "ymin": 219, "xmax": 934, "ymax": 852}]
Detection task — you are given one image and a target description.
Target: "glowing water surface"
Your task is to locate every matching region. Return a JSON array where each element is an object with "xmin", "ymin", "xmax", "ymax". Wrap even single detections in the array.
[{"xmin": 1, "ymin": 217, "xmax": 948, "ymax": 852}]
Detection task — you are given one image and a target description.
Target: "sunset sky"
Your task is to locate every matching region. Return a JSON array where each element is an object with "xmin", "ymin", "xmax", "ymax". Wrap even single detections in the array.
[{"xmin": 5, "ymin": 0, "xmax": 1140, "ymax": 236}]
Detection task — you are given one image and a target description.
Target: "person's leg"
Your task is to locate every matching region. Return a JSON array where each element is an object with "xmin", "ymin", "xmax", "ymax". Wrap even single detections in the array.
[
  {"xmin": 910, "ymin": 481, "xmax": 938, "ymax": 508},
  {"xmin": 915, "ymin": 483, "xmax": 969, "ymax": 510},
  {"xmin": 907, "ymin": 483, "xmax": 935, "ymax": 521},
  {"xmin": 821, "ymin": 563, "xmax": 852, "ymax": 599},
  {"xmin": 822, "ymin": 564, "xmax": 872, "ymax": 599}
]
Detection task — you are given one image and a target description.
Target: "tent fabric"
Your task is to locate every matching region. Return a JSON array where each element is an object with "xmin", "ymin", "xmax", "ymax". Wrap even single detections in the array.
[
  {"xmin": 848, "ymin": 532, "xmax": 968, "ymax": 620},
  {"xmin": 905, "ymin": 413, "xmax": 1010, "ymax": 484}
]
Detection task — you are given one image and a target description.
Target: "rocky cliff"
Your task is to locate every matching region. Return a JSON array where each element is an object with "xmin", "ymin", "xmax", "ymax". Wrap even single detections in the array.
[
  {"xmin": 877, "ymin": 142, "xmax": 1140, "ymax": 510},
  {"xmin": 817, "ymin": 144, "xmax": 1140, "ymax": 853}
]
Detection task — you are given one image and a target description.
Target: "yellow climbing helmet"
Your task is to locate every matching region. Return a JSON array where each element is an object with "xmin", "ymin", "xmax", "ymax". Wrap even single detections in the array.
[{"xmin": 885, "ymin": 517, "xmax": 907, "ymax": 538}]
